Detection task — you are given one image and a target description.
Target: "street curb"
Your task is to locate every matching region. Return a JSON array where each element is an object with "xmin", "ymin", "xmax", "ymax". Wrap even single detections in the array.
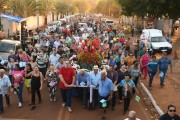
[{"xmin": 139, "ymin": 82, "xmax": 164, "ymax": 116}]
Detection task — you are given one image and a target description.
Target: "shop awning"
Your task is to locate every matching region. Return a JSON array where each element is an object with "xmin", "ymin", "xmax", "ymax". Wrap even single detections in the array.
[{"xmin": 0, "ymin": 13, "xmax": 26, "ymax": 23}]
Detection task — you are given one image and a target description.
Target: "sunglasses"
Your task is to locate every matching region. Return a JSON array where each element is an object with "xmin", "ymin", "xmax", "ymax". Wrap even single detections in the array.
[{"xmin": 169, "ymin": 110, "xmax": 176, "ymax": 112}]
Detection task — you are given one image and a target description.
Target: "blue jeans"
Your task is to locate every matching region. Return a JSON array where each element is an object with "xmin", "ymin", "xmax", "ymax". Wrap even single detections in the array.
[
  {"xmin": 0, "ymin": 94, "xmax": 10, "ymax": 111},
  {"xmin": 160, "ymin": 70, "xmax": 167, "ymax": 85},
  {"xmin": 60, "ymin": 89, "xmax": 72, "ymax": 107},
  {"xmin": 16, "ymin": 83, "xmax": 23, "ymax": 103},
  {"xmin": 148, "ymin": 72, "xmax": 156, "ymax": 87}
]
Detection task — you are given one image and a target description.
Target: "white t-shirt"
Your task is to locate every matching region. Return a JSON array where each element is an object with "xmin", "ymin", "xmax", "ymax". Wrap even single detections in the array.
[
  {"xmin": 82, "ymin": 33, "xmax": 89, "ymax": 40},
  {"xmin": 54, "ymin": 41, "xmax": 60, "ymax": 49},
  {"xmin": 74, "ymin": 36, "xmax": 80, "ymax": 43},
  {"xmin": 49, "ymin": 54, "xmax": 60, "ymax": 66}
]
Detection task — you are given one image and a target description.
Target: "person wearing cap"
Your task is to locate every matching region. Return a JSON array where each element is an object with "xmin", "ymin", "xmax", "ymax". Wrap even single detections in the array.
[
  {"xmin": 107, "ymin": 65, "xmax": 118, "ymax": 111},
  {"xmin": 159, "ymin": 104, "xmax": 180, "ymax": 120},
  {"xmin": 76, "ymin": 69, "xmax": 90, "ymax": 108},
  {"xmin": 59, "ymin": 60, "xmax": 76, "ymax": 112},
  {"xmin": 124, "ymin": 110, "xmax": 141, "ymax": 120},
  {"xmin": 119, "ymin": 73, "xmax": 135, "ymax": 115},
  {"xmin": 157, "ymin": 52, "xmax": 172, "ymax": 87},
  {"xmin": 0, "ymin": 69, "xmax": 12, "ymax": 112},
  {"xmin": 90, "ymin": 65, "xmax": 101, "ymax": 105}
]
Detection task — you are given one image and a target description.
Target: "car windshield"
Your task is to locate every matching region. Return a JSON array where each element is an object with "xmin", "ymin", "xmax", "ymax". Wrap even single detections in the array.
[
  {"xmin": 106, "ymin": 21, "xmax": 113, "ymax": 23},
  {"xmin": 0, "ymin": 42, "xmax": 15, "ymax": 52},
  {"xmin": 151, "ymin": 37, "xmax": 167, "ymax": 42}
]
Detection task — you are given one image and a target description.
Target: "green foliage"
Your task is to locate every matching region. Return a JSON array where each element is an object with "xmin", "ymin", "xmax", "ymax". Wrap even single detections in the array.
[
  {"xmin": 117, "ymin": 0, "xmax": 180, "ymax": 19},
  {"xmin": 95, "ymin": 0, "xmax": 120, "ymax": 16},
  {"xmin": 8, "ymin": 0, "xmax": 38, "ymax": 18}
]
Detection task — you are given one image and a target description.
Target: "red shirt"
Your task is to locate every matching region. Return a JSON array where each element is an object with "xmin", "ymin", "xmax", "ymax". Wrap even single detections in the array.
[{"xmin": 59, "ymin": 67, "xmax": 76, "ymax": 89}]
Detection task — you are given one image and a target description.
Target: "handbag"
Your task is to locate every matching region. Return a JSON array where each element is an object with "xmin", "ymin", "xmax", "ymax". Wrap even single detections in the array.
[{"xmin": 49, "ymin": 81, "xmax": 56, "ymax": 87}]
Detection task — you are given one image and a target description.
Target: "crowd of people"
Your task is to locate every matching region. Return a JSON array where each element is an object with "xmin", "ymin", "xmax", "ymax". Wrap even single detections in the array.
[{"xmin": 0, "ymin": 14, "xmax": 179, "ymax": 119}]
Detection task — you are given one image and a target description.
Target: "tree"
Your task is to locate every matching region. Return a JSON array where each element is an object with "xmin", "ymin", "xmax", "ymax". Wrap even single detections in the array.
[
  {"xmin": 38, "ymin": 0, "xmax": 55, "ymax": 25},
  {"xmin": 95, "ymin": 0, "xmax": 120, "ymax": 17},
  {"xmin": 8, "ymin": 0, "xmax": 38, "ymax": 18},
  {"xmin": 117, "ymin": 0, "xmax": 180, "ymax": 19}
]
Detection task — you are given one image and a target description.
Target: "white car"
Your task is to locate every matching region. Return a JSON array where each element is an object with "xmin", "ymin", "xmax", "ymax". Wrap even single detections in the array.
[{"xmin": 141, "ymin": 29, "xmax": 172, "ymax": 54}]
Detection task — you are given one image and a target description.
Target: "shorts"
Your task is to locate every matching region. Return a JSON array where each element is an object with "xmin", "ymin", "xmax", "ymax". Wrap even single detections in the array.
[{"xmin": 24, "ymin": 78, "xmax": 31, "ymax": 88}]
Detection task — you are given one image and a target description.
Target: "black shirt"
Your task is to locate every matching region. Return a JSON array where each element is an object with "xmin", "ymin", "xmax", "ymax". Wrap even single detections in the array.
[
  {"xmin": 117, "ymin": 70, "xmax": 129, "ymax": 84},
  {"xmin": 159, "ymin": 113, "xmax": 180, "ymax": 120}
]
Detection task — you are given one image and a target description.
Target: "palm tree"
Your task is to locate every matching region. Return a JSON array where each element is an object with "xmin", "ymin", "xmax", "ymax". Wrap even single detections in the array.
[
  {"xmin": 38, "ymin": 0, "xmax": 55, "ymax": 25},
  {"xmin": 8, "ymin": 0, "xmax": 38, "ymax": 18}
]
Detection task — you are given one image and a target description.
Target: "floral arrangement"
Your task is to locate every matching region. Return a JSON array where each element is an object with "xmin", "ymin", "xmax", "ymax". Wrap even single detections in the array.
[{"xmin": 77, "ymin": 50, "xmax": 102, "ymax": 70}]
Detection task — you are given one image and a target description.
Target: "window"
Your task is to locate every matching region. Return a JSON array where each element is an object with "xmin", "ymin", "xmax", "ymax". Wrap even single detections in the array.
[
  {"xmin": 151, "ymin": 37, "xmax": 167, "ymax": 42},
  {"xmin": 0, "ymin": 42, "xmax": 15, "ymax": 52}
]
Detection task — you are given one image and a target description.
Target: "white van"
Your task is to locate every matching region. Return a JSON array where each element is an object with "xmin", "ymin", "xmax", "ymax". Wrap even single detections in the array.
[{"xmin": 141, "ymin": 29, "xmax": 172, "ymax": 54}]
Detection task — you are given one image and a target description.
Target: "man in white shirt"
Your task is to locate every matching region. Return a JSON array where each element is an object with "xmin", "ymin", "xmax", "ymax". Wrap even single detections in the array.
[
  {"xmin": 82, "ymin": 31, "xmax": 89, "ymax": 40},
  {"xmin": 74, "ymin": 34, "xmax": 80, "ymax": 43},
  {"xmin": 49, "ymin": 49, "xmax": 60, "ymax": 66},
  {"xmin": 0, "ymin": 69, "xmax": 11, "ymax": 112},
  {"xmin": 54, "ymin": 39, "xmax": 60, "ymax": 50}
]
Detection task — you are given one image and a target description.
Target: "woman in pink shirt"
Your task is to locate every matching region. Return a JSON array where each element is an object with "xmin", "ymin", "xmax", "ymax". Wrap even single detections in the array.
[
  {"xmin": 12, "ymin": 64, "xmax": 24, "ymax": 108},
  {"xmin": 20, "ymin": 51, "xmax": 30, "ymax": 62},
  {"xmin": 140, "ymin": 52, "xmax": 150, "ymax": 79}
]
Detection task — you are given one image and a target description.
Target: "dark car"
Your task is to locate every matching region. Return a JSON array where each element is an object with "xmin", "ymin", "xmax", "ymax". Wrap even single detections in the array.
[{"xmin": 0, "ymin": 39, "xmax": 22, "ymax": 60}]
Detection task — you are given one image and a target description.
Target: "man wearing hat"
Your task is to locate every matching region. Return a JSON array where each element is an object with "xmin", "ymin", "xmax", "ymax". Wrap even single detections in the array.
[
  {"xmin": 76, "ymin": 69, "xmax": 90, "ymax": 108},
  {"xmin": 119, "ymin": 73, "xmax": 135, "ymax": 115},
  {"xmin": 90, "ymin": 65, "xmax": 101, "ymax": 105}
]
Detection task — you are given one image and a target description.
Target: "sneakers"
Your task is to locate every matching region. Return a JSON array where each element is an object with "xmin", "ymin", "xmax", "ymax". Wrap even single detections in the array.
[
  {"xmin": 67, "ymin": 107, "xmax": 72, "ymax": 113},
  {"xmin": 62, "ymin": 103, "xmax": 65, "ymax": 107},
  {"xmin": 18, "ymin": 102, "xmax": 22, "ymax": 108},
  {"xmin": 50, "ymin": 98, "xmax": 53, "ymax": 102},
  {"xmin": 53, "ymin": 98, "xmax": 56, "ymax": 102}
]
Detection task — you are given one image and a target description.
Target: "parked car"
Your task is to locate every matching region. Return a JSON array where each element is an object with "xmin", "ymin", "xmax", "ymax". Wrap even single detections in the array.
[
  {"xmin": 141, "ymin": 29, "xmax": 172, "ymax": 54},
  {"xmin": 0, "ymin": 39, "xmax": 22, "ymax": 60}
]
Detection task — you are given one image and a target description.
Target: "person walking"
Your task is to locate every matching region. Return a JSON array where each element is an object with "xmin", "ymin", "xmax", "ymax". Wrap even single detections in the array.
[
  {"xmin": 97, "ymin": 70, "xmax": 114, "ymax": 112},
  {"xmin": 147, "ymin": 55, "xmax": 158, "ymax": 89},
  {"xmin": 24, "ymin": 63, "xmax": 33, "ymax": 105},
  {"xmin": 158, "ymin": 52, "xmax": 172, "ymax": 87},
  {"xmin": 25, "ymin": 66, "xmax": 43, "ymax": 110},
  {"xmin": 46, "ymin": 64, "xmax": 58, "ymax": 102},
  {"xmin": 140, "ymin": 51, "xmax": 150, "ymax": 79},
  {"xmin": 159, "ymin": 104, "xmax": 179, "ymax": 120},
  {"xmin": 107, "ymin": 65, "xmax": 118, "ymax": 111},
  {"xmin": 0, "ymin": 69, "xmax": 12, "ymax": 112},
  {"xmin": 119, "ymin": 73, "xmax": 135, "ymax": 115},
  {"xmin": 12, "ymin": 64, "xmax": 24, "ymax": 108},
  {"xmin": 59, "ymin": 60, "xmax": 76, "ymax": 112},
  {"xmin": 117, "ymin": 64, "xmax": 129, "ymax": 103},
  {"xmin": 129, "ymin": 60, "xmax": 141, "ymax": 86}
]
